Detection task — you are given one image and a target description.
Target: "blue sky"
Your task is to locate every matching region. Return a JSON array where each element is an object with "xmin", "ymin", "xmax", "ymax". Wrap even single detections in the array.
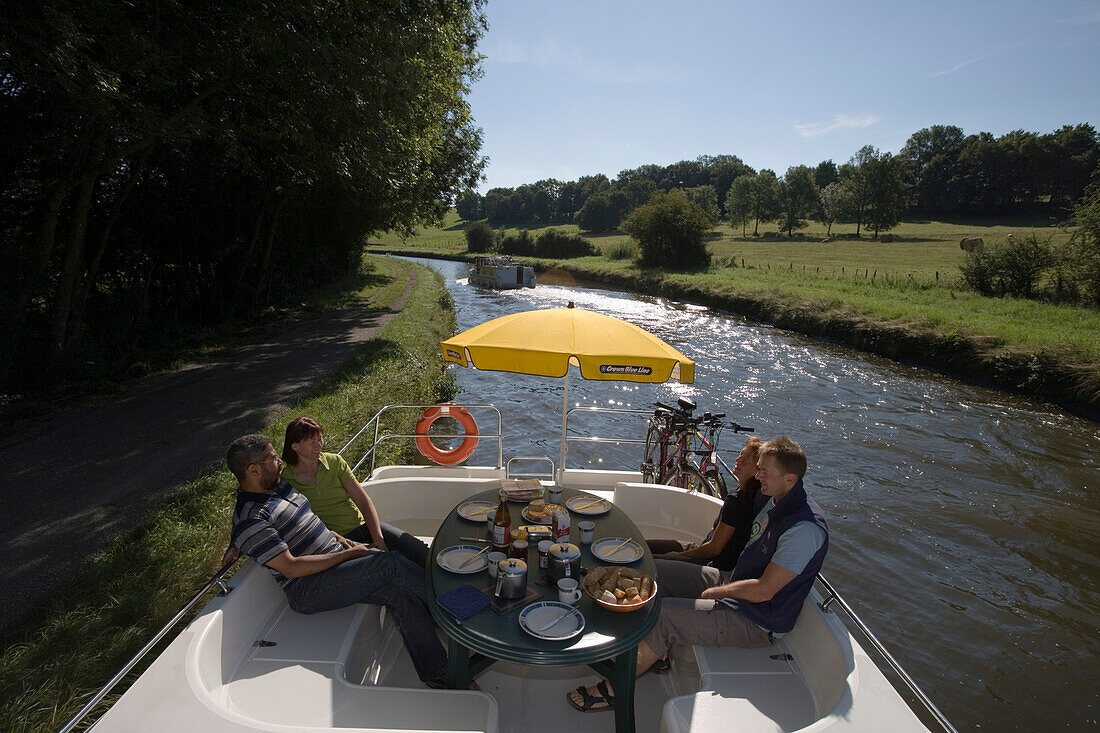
[{"xmin": 467, "ymin": 0, "xmax": 1100, "ymax": 192}]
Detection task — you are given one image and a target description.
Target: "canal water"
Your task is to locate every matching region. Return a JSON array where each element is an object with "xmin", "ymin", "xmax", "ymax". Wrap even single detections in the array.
[{"xmin": 405, "ymin": 257, "xmax": 1099, "ymax": 731}]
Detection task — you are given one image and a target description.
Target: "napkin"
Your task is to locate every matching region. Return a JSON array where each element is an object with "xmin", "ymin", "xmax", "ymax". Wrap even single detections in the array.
[{"xmin": 436, "ymin": 584, "xmax": 491, "ymax": 623}]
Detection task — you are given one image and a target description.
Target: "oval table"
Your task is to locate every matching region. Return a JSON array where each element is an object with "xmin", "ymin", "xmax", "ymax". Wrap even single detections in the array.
[{"xmin": 427, "ymin": 487, "xmax": 660, "ymax": 733}]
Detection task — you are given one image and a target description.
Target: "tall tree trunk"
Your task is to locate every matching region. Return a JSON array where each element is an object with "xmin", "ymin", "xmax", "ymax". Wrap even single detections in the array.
[
  {"xmin": 252, "ymin": 191, "xmax": 290, "ymax": 305},
  {"xmin": 0, "ymin": 178, "xmax": 77, "ymax": 387},
  {"xmin": 68, "ymin": 151, "xmax": 151, "ymax": 349},
  {"xmin": 50, "ymin": 175, "xmax": 97, "ymax": 359}
]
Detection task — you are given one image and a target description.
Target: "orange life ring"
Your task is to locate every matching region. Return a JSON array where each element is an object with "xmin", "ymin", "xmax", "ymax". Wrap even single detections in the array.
[{"xmin": 415, "ymin": 404, "xmax": 479, "ymax": 465}]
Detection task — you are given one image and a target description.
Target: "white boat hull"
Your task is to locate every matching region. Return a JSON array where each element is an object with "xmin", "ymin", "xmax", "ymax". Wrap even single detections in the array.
[{"xmin": 94, "ymin": 468, "xmax": 931, "ymax": 732}]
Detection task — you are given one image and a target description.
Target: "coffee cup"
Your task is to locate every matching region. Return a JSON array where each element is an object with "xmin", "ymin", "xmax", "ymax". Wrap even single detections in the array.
[
  {"xmin": 487, "ymin": 551, "xmax": 507, "ymax": 578},
  {"xmin": 578, "ymin": 520, "xmax": 595, "ymax": 544},
  {"xmin": 547, "ymin": 485, "xmax": 563, "ymax": 504},
  {"xmin": 557, "ymin": 577, "xmax": 582, "ymax": 606}
]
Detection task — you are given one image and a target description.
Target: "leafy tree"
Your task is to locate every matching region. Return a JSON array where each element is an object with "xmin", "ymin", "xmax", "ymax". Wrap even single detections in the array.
[
  {"xmin": 819, "ymin": 182, "xmax": 854, "ymax": 237},
  {"xmin": 0, "ymin": 0, "xmax": 487, "ymax": 389},
  {"xmin": 1066, "ymin": 166, "xmax": 1100, "ymax": 305},
  {"xmin": 861, "ymin": 152, "xmax": 909, "ymax": 236},
  {"xmin": 901, "ymin": 125, "xmax": 964, "ymax": 216},
  {"xmin": 777, "ymin": 166, "xmax": 819, "ymax": 236},
  {"xmin": 621, "ymin": 191, "xmax": 712, "ymax": 269},
  {"xmin": 813, "ymin": 160, "xmax": 839, "ymax": 190},
  {"xmin": 456, "ymin": 192, "xmax": 483, "ymax": 221},
  {"xmin": 575, "ymin": 189, "xmax": 628, "ymax": 232},
  {"xmin": 724, "ymin": 176, "xmax": 754, "ymax": 236},
  {"xmin": 465, "ymin": 220, "xmax": 497, "ymax": 253},
  {"xmin": 675, "ymin": 185, "xmax": 721, "ymax": 224},
  {"xmin": 749, "ymin": 170, "xmax": 782, "ymax": 236}
]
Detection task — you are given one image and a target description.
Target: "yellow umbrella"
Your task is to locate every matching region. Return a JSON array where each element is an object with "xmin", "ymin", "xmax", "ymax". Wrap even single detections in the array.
[
  {"xmin": 440, "ymin": 304, "xmax": 694, "ymax": 479},
  {"xmin": 440, "ymin": 305, "xmax": 694, "ymax": 383}
]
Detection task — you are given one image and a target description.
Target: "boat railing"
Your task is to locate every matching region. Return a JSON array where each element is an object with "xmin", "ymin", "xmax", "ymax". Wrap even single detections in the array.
[
  {"xmin": 506, "ymin": 456, "xmax": 556, "ymax": 481},
  {"xmin": 58, "ymin": 559, "xmax": 240, "ymax": 733},
  {"xmin": 816, "ymin": 573, "xmax": 958, "ymax": 733},
  {"xmin": 339, "ymin": 403, "xmax": 505, "ymax": 478},
  {"xmin": 559, "ymin": 406, "xmax": 652, "ymax": 477}
]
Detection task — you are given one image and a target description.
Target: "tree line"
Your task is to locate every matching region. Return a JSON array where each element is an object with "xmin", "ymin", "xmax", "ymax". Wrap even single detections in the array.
[
  {"xmin": 0, "ymin": 0, "xmax": 487, "ymax": 393},
  {"xmin": 457, "ymin": 124, "xmax": 1100, "ymax": 234}
]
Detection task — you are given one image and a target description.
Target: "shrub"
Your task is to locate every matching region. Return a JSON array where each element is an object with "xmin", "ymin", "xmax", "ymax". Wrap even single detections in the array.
[
  {"xmin": 606, "ymin": 241, "xmax": 637, "ymax": 261},
  {"xmin": 464, "ymin": 220, "xmax": 497, "ymax": 253},
  {"xmin": 960, "ymin": 235, "xmax": 1051, "ymax": 298},
  {"xmin": 1066, "ymin": 172, "xmax": 1100, "ymax": 306},
  {"xmin": 498, "ymin": 229, "xmax": 534, "ymax": 256},
  {"xmin": 621, "ymin": 191, "xmax": 712, "ymax": 269},
  {"xmin": 533, "ymin": 229, "xmax": 597, "ymax": 259}
]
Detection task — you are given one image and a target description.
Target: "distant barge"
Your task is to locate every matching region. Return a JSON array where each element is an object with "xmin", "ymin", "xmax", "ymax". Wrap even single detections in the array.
[{"xmin": 469, "ymin": 255, "xmax": 536, "ymax": 289}]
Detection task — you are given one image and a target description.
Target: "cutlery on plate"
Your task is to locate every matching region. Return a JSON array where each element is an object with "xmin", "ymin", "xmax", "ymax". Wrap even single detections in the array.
[
  {"xmin": 534, "ymin": 608, "xmax": 575, "ymax": 633},
  {"xmin": 607, "ymin": 538, "xmax": 634, "ymax": 556},
  {"xmin": 464, "ymin": 505, "xmax": 494, "ymax": 517},
  {"xmin": 573, "ymin": 498, "xmax": 607, "ymax": 510},
  {"xmin": 457, "ymin": 545, "xmax": 490, "ymax": 569}
]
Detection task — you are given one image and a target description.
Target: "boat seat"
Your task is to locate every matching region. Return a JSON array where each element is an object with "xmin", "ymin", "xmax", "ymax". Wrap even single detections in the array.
[
  {"xmin": 224, "ymin": 579, "xmax": 498, "ymax": 732},
  {"xmin": 661, "ymin": 642, "xmax": 817, "ymax": 733}
]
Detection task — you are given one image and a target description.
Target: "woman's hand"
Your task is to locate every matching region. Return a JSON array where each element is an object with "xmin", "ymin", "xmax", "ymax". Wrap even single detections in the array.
[
  {"xmin": 333, "ymin": 533, "xmax": 358, "ymax": 550},
  {"xmin": 368, "ymin": 539, "xmax": 389, "ymax": 553}
]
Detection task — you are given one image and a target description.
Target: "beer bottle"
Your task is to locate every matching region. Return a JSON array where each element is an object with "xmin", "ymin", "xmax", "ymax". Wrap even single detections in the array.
[{"xmin": 491, "ymin": 490, "xmax": 511, "ymax": 552}]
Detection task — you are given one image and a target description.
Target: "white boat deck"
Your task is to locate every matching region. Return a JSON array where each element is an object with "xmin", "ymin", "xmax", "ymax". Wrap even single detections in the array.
[{"xmin": 93, "ymin": 469, "xmax": 931, "ymax": 733}]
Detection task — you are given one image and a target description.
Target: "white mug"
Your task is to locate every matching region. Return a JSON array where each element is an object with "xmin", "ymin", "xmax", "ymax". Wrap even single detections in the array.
[
  {"xmin": 557, "ymin": 577, "xmax": 582, "ymax": 606},
  {"xmin": 547, "ymin": 486, "xmax": 563, "ymax": 504},
  {"xmin": 578, "ymin": 520, "xmax": 595, "ymax": 544},
  {"xmin": 487, "ymin": 551, "xmax": 507, "ymax": 578}
]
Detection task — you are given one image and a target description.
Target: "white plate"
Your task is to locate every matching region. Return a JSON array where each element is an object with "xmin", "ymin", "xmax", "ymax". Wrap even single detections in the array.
[
  {"xmin": 456, "ymin": 501, "xmax": 496, "ymax": 521},
  {"xmin": 436, "ymin": 545, "xmax": 489, "ymax": 573},
  {"xmin": 518, "ymin": 601, "xmax": 585, "ymax": 641},
  {"xmin": 520, "ymin": 504, "xmax": 562, "ymax": 525},
  {"xmin": 591, "ymin": 537, "xmax": 643, "ymax": 564},
  {"xmin": 566, "ymin": 496, "xmax": 611, "ymax": 516}
]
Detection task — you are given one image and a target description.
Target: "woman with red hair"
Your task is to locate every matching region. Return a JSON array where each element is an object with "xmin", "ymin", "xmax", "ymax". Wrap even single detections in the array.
[{"xmin": 280, "ymin": 417, "xmax": 429, "ymax": 567}]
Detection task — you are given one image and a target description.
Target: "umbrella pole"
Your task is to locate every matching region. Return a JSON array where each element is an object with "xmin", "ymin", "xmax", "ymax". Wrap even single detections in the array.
[{"xmin": 559, "ymin": 369, "xmax": 569, "ymax": 485}]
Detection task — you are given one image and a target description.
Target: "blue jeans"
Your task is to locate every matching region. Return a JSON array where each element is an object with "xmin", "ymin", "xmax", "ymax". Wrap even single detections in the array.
[
  {"xmin": 284, "ymin": 551, "xmax": 447, "ymax": 683},
  {"xmin": 345, "ymin": 521, "xmax": 430, "ymax": 568}
]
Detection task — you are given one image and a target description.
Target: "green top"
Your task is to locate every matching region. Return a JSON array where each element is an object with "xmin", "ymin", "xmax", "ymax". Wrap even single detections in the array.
[{"xmin": 280, "ymin": 452, "xmax": 363, "ymax": 534}]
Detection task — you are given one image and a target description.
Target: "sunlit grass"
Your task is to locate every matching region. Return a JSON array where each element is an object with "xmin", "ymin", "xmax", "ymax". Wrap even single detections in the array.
[{"xmin": 0, "ymin": 258, "xmax": 456, "ymax": 733}]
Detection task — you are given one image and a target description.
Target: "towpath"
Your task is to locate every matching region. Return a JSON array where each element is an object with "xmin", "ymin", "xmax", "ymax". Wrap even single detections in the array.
[{"xmin": 0, "ymin": 260, "xmax": 418, "ymax": 625}]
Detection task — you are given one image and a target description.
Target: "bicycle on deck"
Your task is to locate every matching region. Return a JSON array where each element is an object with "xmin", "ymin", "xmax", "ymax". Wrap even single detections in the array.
[{"xmin": 640, "ymin": 398, "xmax": 752, "ymax": 498}]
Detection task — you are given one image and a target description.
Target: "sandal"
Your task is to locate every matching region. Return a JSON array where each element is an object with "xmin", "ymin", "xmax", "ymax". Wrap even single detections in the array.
[
  {"xmin": 652, "ymin": 656, "xmax": 671, "ymax": 675},
  {"xmin": 567, "ymin": 680, "xmax": 616, "ymax": 712}
]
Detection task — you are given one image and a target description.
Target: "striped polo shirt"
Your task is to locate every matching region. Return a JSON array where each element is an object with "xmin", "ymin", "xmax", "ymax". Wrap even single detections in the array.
[{"xmin": 231, "ymin": 479, "xmax": 342, "ymax": 586}]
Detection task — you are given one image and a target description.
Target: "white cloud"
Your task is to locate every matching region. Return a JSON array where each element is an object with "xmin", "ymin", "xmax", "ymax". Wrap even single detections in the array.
[
  {"xmin": 484, "ymin": 39, "xmax": 680, "ymax": 86},
  {"xmin": 794, "ymin": 114, "xmax": 881, "ymax": 138}
]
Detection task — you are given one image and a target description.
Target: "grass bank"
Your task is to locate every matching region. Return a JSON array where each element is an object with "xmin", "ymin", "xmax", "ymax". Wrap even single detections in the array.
[
  {"xmin": 368, "ymin": 214, "xmax": 1099, "ymax": 416},
  {"xmin": 0, "ymin": 258, "xmax": 456, "ymax": 732}
]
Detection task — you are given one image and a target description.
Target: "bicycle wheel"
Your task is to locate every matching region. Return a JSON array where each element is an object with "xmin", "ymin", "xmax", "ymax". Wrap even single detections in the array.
[
  {"xmin": 704, "ymin": 468, "xmax": 728, "ymax": 499},
  {"xmin": 642, "ymin": 425, "xmax": 662, "ymax": 480},
  {"xmin": 680, "ymin": 464, "xmax": 722, "ymax": 498}
]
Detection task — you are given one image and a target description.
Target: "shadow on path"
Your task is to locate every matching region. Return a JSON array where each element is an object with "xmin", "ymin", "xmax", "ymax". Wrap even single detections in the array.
[{"xmin": 0, "ymin": 266, "xmax": 417, "ymax": 623}]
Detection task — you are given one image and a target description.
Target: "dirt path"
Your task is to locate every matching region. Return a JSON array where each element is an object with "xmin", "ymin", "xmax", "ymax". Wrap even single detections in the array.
[{"xmin": 0, "ymin": 261, "xmax": 418, "ymax": 624}]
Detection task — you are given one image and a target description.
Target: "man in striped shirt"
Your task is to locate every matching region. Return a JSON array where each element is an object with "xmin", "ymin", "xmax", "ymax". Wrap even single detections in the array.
[{"xmin": 226, "ymin": 434, "xmax": 447, "ymax": 686}]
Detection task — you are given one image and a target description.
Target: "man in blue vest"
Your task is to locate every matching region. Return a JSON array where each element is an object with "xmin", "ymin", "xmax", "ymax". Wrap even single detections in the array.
[{"xmin": 568, "ymin": 435, "xmax": 828, "ymax": 713}]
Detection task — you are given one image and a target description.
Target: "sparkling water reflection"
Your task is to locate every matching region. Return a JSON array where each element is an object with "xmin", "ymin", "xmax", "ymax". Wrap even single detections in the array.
[{"xmin": 405, "ymin": 257, "xmax": 1100, "ymax": 731}]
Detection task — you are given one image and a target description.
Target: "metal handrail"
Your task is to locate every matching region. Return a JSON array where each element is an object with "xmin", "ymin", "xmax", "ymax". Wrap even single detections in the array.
[
  {"xmin": 560, "ymin": 407, "xmax": 652, "ymax": 473},
  {"xmin": 816, "ymin": 573, "xmax": 958, "ymax": 733},
  {"xmin": 58, "ymin": 560, "xmax": 240, "ymax": 733},
  {"xmin": 339, "ymin": 403, "xmax": 504, "ymax": 477}
]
